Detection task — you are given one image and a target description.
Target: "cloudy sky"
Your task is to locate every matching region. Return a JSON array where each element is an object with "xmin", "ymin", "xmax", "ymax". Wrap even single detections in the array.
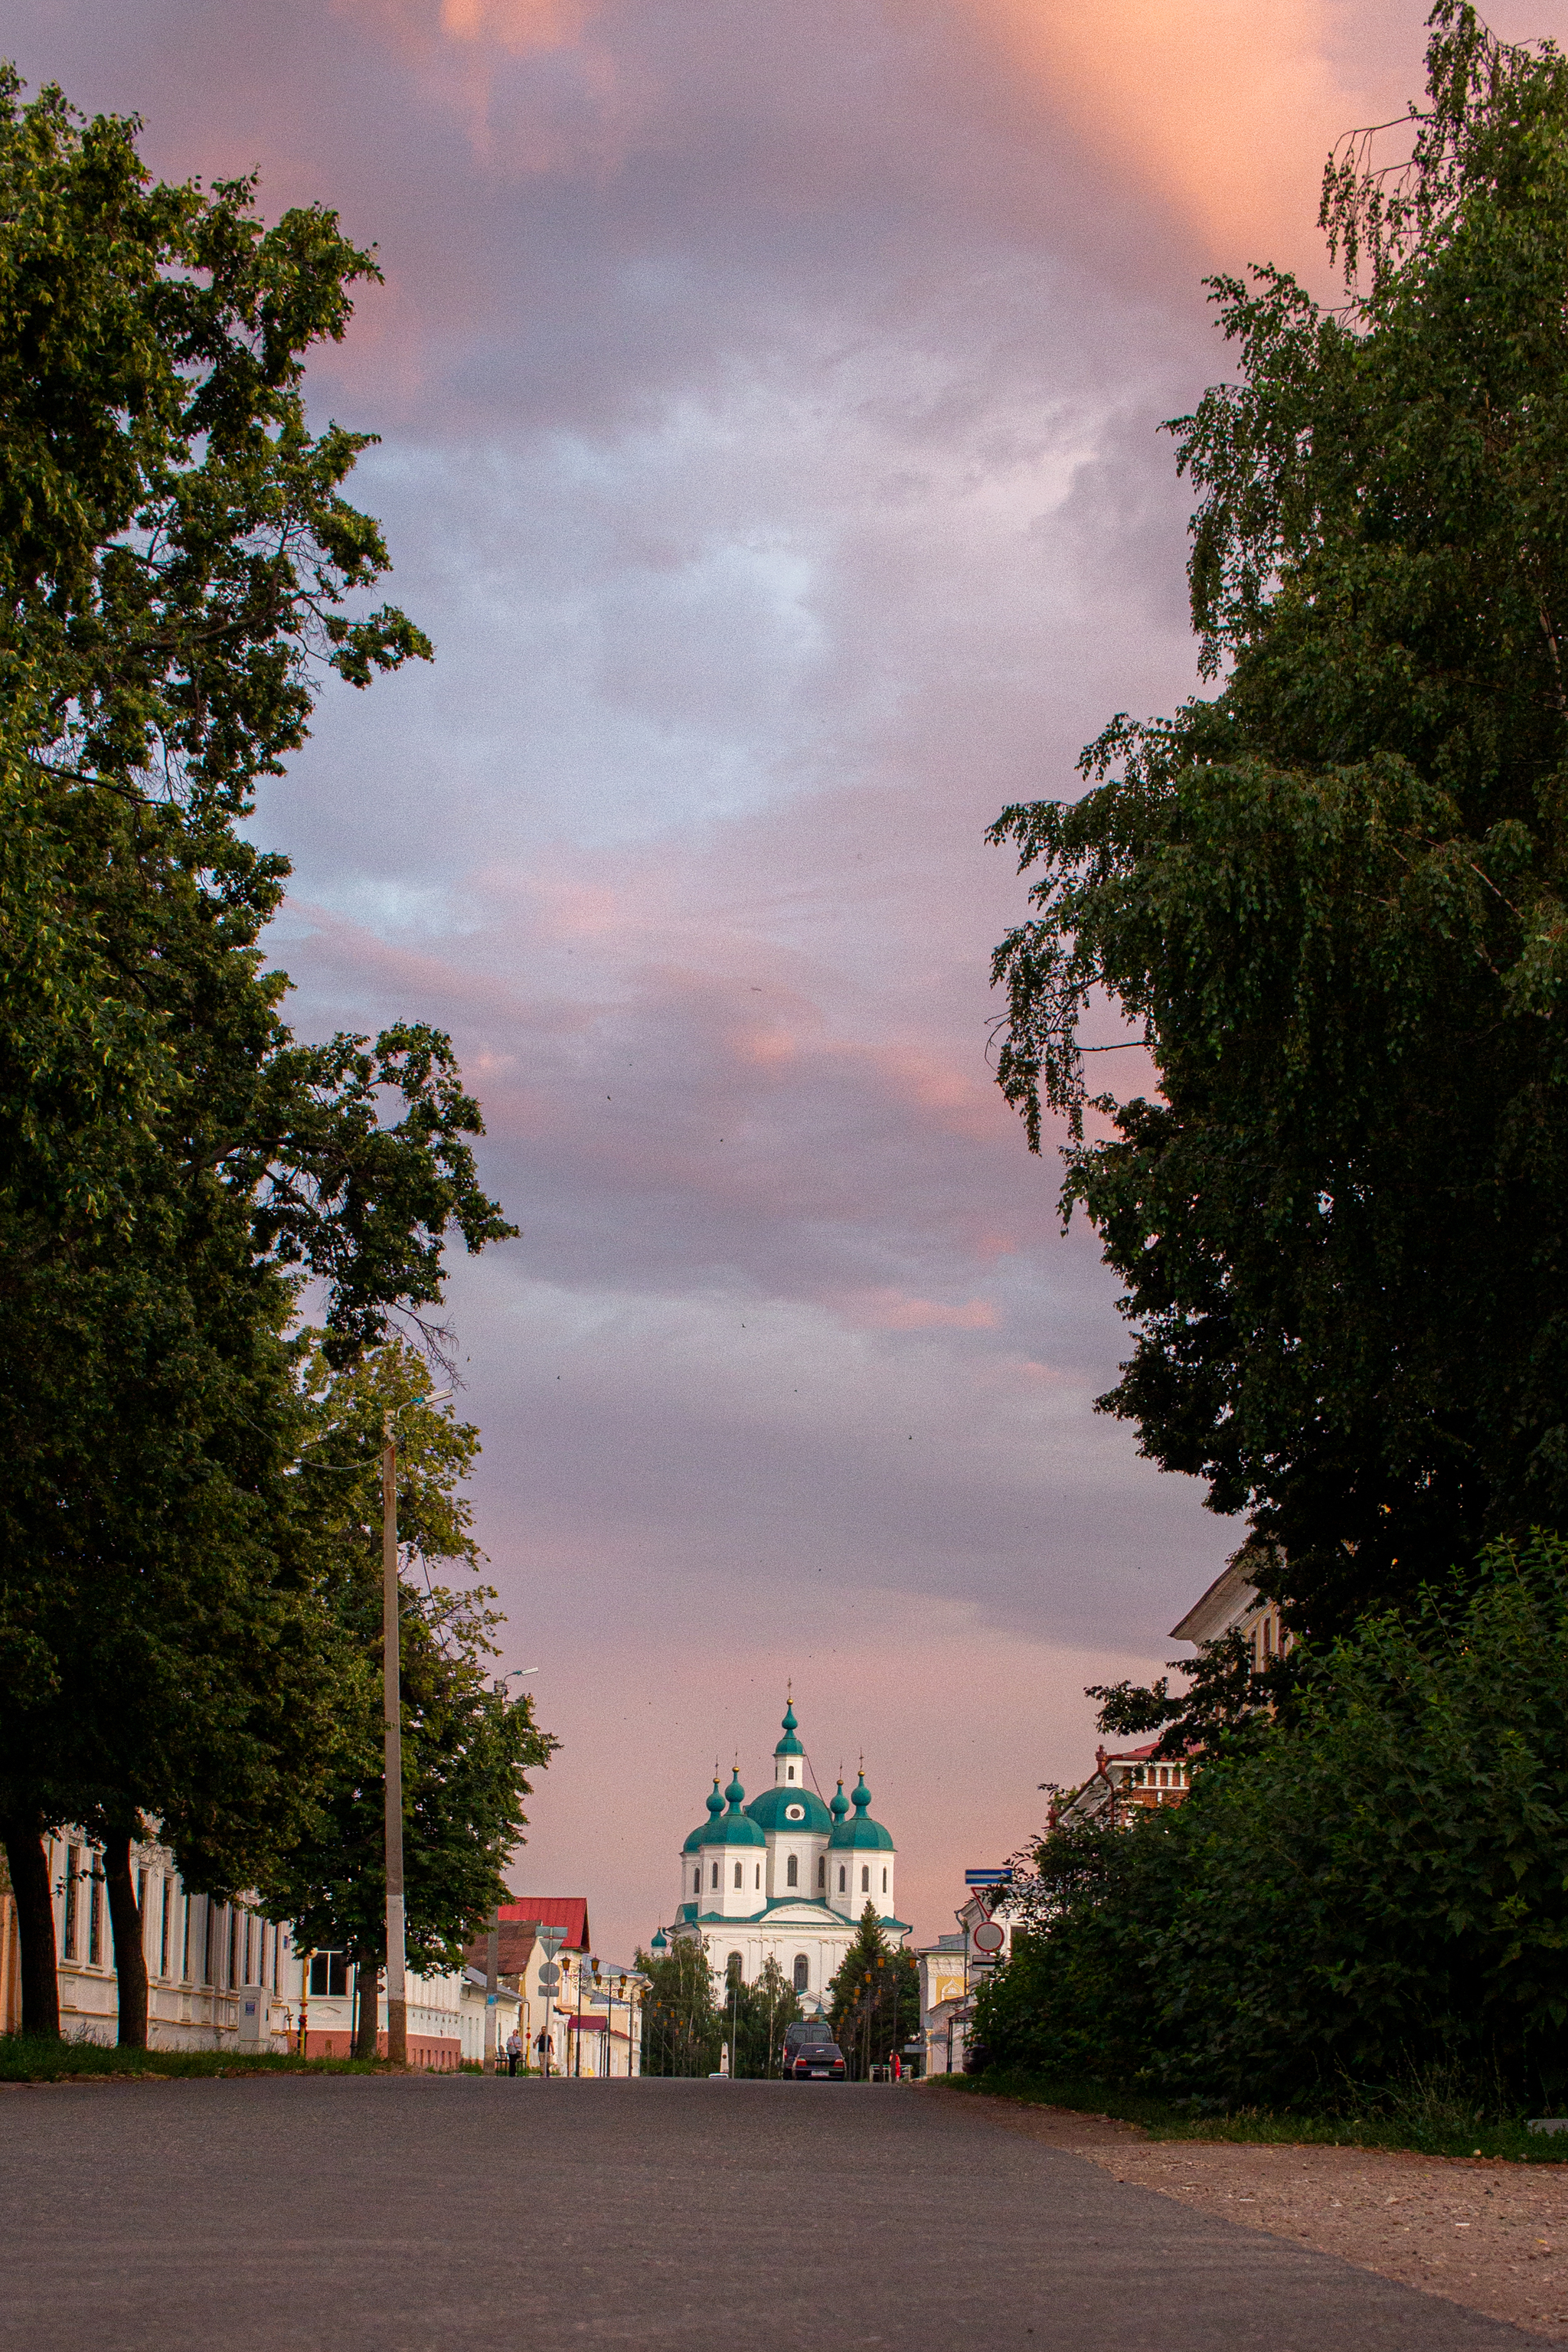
[{"xmin": 13, "ymin": 0, "xmax": 1560, "ymax": 1960}]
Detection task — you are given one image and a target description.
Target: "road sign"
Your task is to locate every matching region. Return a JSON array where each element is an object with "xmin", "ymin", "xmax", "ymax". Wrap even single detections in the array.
[
  {"xmin": 965, "ymin": 1868, "xmax": 1011, "ymax": 1886},
  {"xmin": 971, "ymin": 1919, "xmax": 1005, "ymax": 1956},
  {"xmin": 537, "ymin": 1963, "xmax": 560, "ymax": 1990}
]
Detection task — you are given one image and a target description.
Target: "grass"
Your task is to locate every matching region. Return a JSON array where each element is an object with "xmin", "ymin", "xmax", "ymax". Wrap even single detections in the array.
[
  {"xmin": 930, "ymin": 2066, "xmax": 1568, "ymax": 2165},
  {"xmin": 0, "ymin": 2033, "xmax": 399, "ymax": 2082}
]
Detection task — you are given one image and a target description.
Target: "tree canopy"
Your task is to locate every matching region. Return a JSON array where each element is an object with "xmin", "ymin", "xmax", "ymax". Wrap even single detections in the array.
[{"xmin": 988, "ymin": 4, "xmax": 1568, "ymax": 1636}]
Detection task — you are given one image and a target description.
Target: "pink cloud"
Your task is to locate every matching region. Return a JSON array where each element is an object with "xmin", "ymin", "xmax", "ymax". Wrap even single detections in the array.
[{"xmin": 833, "ymin": 1288, "xmax": 1000, "ymax": 1331}]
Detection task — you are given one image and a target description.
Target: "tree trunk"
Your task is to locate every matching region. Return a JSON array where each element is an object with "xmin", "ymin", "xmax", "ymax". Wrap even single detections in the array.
[
  {"xmin": 1, "ymin": 1817, "xmax": 60, "ymax": 2038},
  {"xmin": 103, "ymin": 1831, "xmax": 148, "ymax": 2049},
  {"xmin": 353, "ymin": 1955, "xmax": 381, "ymax": 2059}
]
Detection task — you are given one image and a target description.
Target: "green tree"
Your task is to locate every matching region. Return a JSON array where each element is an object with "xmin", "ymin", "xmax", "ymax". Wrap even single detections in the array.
[
  {"xmin": 637, "ymin": 1939, "xmax": 723, "ymax": 2076},
  {"xmin": 256, "ymin": 1344, "xmax": 557, "ymax": 2056},
  {"xmin": 733, "ymin": 1954, "xmax": 803, "ymax": 2079},
  {"xmin": 828, "ymin": 1906, "xmax": 918, "ymax": 2079},
  {"xmin": 977, "ymin": 1532, "xmax": 1568, "ymax": 2114},
  {"xmin": 988, "ymin": 5, "xmax": 1568, "ymax": 1644},
  {"xmin": 0, "ymin": 74, "xmax": 514, "ymax": 2034}
]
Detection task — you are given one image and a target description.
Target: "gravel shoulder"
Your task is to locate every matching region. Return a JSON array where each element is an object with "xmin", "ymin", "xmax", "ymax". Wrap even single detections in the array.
[{"xmin": 967, "ymin": 2093, "xmax": 1568, "ymax": 2343}]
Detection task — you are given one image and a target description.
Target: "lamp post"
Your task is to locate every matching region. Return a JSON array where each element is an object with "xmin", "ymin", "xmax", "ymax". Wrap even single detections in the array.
[{"xmin": 383, "ymin": 1385, "xmax": 451, "ymax": 2066}]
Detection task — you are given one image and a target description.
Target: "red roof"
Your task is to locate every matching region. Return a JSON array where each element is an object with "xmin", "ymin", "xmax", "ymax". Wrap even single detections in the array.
[{"xmin": 498, "ymin": 1896, "xmax": 590, "ymax": 1951}]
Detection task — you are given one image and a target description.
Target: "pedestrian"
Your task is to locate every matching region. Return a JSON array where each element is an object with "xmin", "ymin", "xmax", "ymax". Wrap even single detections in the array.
[
  {"xmin": 535, "ymin": 2027, "xmax": 550, "ymax": 2076},
  {"xmin": 505, "ymin": 2028, "xmax": 522, "ymax": 2078}
]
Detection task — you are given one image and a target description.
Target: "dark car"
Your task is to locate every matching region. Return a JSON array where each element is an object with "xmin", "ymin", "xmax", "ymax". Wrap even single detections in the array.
[{"xmin": 786, "ymin": 2040, "xmax": 847, "ymax": 2081}]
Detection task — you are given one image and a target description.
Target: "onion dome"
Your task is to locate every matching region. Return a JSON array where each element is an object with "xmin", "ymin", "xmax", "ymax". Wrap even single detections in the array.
[
  {"xmin": 828, "ymin": 1765, "xmax": 893, "ymax": 1852},
  {"xmin": 829, "ymin": 1778, "xmax": 849, "ymax": 1820},
  {"xmin": 682, "ymin": 1777, "xmax": 725, "ymax": 1854},
  {"xmin": 650, "ymin": 1928, "xmax": 668, "ymax": 1952},
  {"xmin": 774, "ymin": 1697, "xmax": 804, "ymax": 1759},
  {"xmin": 705, "ymin": 1769, "xmax": 765, "ymax": 1848}
]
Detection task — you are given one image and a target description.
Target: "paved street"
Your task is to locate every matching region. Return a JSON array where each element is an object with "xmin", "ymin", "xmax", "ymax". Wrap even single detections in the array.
[{"xmin": 0, "ymin": 2076, "xmax": 1540, "ymax": 2349}]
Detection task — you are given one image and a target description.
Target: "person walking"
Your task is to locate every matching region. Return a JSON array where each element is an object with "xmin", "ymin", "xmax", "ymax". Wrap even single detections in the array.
[{"xmin": 505, "ymin": 2029, "xmax": 522, "ymax": 2078}]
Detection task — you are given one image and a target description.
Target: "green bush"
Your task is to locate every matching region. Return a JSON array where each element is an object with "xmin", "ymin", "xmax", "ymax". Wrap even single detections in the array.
[{"xmin": 976, "ymin": 1535, "xmax": 1568, "ymax": 2113}]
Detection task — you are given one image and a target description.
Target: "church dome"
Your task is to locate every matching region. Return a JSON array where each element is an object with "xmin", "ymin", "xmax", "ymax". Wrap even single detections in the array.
[
  {"xmin": 774, "ymin": 1697, "xmax": 803, "ymax": 1759},
  {"xmin": 650, "ymin": 1928, "xmax": 668, "ymax": 1952},
  {"xmin": 828, "ymin": 1767, "xmax": 894, "ymax": 1852},
  {"xmin": 746, "ymin": 1783, "xmax": 832, "ymax": 1834},
  {"xmin": 682, "ymin": 1777, "xmax": 725, "ymax": 1854},
  {"xmin": 705, "ymin": 1771, "xmax": 766, "ymax": 1849},
  {"xmin": 829, "ymin": 1779, "xmax": 849, "ymax": 1819}
]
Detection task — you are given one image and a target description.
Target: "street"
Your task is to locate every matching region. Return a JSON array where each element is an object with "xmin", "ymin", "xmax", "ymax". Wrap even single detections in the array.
[{"xmin": 0, "ymin": 2076, "xmax": 1539, "ymax": 2348}]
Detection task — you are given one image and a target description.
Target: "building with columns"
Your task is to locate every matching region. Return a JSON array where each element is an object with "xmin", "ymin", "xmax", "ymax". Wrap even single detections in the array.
[{"xmin": 657, "ymin": 1699, "xmax": 909, "ymax": 2011}]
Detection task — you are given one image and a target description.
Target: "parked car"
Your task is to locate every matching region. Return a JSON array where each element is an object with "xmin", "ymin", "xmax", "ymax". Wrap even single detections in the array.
[
  {"xmin": 783, "ymin": 2017, "xmax": 835, "ymax": 2058},
  {"xmin": 787, "ymin": 2040, "xmax": 847, "ymax": 2081}
]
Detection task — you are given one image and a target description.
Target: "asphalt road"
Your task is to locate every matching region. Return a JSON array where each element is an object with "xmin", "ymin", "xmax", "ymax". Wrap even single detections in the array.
[{"xmin": 0, "ymin": 2076, "xmax": 1541, "ymax": 2350}]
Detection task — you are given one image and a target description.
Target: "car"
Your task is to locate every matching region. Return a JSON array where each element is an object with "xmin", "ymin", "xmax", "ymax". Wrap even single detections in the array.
[
  {"xmin": 786, "ymin": 2040, "xmax": 847, "ymax": 2081},
  {"xmin": 783, "ymin": 2018, "xmax": 834, "ymax": 2060}
]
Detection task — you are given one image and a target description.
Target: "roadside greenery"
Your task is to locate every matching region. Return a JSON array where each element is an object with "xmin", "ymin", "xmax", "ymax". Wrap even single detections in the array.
[
  {"xmin": 0, "ymin": 2034, "xmax": 397, "ymax": 2082},
  {"xmin": 638, "ymin": 1939, "xmax": 724, "ymax": 2076},
  {"xmin": 0, "ymin": 70, "xmax": 528, "ymax": 2037},
  {"xmin": 975, "ymin": 1536, "xmax": 1568, "ymax": 2115},
  {"xmin": 828, "ymin": 1905, "xmax": 920, "ymax": 2079},
  {"xmin": 988, "ymin": 3, "xmax": 1568, "ymax": 1645}
]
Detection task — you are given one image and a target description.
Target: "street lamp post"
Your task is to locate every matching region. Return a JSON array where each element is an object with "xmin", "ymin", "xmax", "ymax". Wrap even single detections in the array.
[{"xmin": 383, "ymin": 1385, "xmax": 451, "ymax": 2067}]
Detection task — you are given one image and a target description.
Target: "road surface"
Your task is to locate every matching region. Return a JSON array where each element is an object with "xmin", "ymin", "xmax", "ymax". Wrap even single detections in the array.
[{"xmin": 0, "ymin": 2076, "xmax": 1540, "ymax": 2348}]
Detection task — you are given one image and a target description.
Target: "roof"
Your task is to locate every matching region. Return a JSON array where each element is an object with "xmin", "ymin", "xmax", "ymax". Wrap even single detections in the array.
[
  {"xmin": 1168, "ymin": 1547, "xmax": 1266, "ymax": 1644},
  {"xmin": 702, "ymin": 1808, "xmax": 766, "ymax": 1849},
  {"xmin": 462, "ymin": 1919, "xmax": 543, "ymax": 1978},
  {"xmin": 746, "ymin": 1785, "xmax": 833, "ymax": 1835},
  {"xmin": 498, "ymin": 1896, "xmax": 590, "ymax": 1950},
  {"xmin": 828, "ymin": 1812, "xmax": 894, "ymax": 1851}
]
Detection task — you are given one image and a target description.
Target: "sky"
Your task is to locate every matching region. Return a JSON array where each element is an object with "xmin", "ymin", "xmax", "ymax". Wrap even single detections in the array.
[{"xmin": 13, "ymin": 0, "xmax": 1565, "ymax": 1962}]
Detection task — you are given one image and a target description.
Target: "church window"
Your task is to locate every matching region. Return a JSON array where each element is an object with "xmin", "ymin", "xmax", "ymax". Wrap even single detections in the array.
[
  {"xmin": 882, "ymin": 1868, "xmax": 887, "ymax": 1893},
  {"xmin": 787, "ymin": 1766, "xmax": 795, "ymax": 1780},
  {"xmin": 711, "ymin": 1863, "xmax": 719, "ymax": 1890},
  {"xmin": 817, "ymin": 1857, "xmax": 825, "ymax": 1890},
  {"xmin": 793, "ymin": 1954, "xmax": 808, "ymax": 1994},
  {"xmin": 756, "ymin": 1865, "xmax": 761, "ymax": 1887},
  {"xmin": 733, "ymin": 1862, "xmax": 742, "ymax": 1890},
  {"xmin": 861, "ymin": 1866, "xmax": 870, "ymax": 1893},
  {"xmin": 786, "ymin": 1854, "xmax": 798, "ymax": 1888},
  {"xmin": 727, "ymin": 1952, "xmax": 743, "ymax": 1980},
  {"xmin": 694, "ymin": 1868, "xmax": 701, "ymax": 1895},
  {"xmin": 838, "ymin": 1866, "xmax": 846, "ymax": 1893}
]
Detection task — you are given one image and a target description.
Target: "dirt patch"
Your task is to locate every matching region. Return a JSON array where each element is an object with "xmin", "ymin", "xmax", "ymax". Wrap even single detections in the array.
[{"xmin": 973, "ymin": 2096, "xmax": 1568, "ymax": 2342}]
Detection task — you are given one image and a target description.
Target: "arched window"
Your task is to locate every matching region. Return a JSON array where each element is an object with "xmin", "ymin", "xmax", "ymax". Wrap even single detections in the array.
[
  {"xmin": 882, "ymin": 1867, "xmax": 887, "ymax": 1892},
  {"xmin": 817, "ymin": 1856, "xmax": 825, "ymax": 1889},
  {"xmin": 727, "ymin": 1951, "xmax": 743, "ymax": 1981},
  {"xmin": 793, "ymin": 1954, "xmax": 808, "ymax": 1994},
  {"xmin": 861, "ymin": 1865, "xmax": 870, "ymax": 1893},
  {"xmin": 787, "ymin": 1765, "xmax": 795, "ymax": 1780},
  {"xmin": 756, "ymin": 1865, "xmax": 761, "ymax": 1888},
  {"xmin": 694, "ymin": 1868, "xmax": 700, "ymax": 1894},
  {"xmin": 733, "ymin": 1861, "xmax": 742, "ymax": 1889},
  {"xmin": 786, "ymin": 1854, "xmax": 798, "ymax": 1888},
  {"xmin": 711, "ymin": 1862, "xmax": 719, "ymax": 1890},
  {"xmin": 838, "ymin": 1865, "xmax": 846, "ymax": 1893}
]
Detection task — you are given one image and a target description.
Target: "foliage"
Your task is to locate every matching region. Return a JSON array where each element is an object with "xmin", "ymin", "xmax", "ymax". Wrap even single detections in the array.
[
  {"xmin": 988, "ymin": 5, "xmax": 1568, "ymax": 1635},
  {"xmin": 638, "ymin": 1939, "xmax": 724, "ymax": 2076},
  {"xmin": 977, "ymin": 1534, "xmax": 1568, "ymax": 2112},
  {"xmin": 724, "ymin": 1952, "xmax": 802, "ymax": 2079},
  {"xmin": 828, "ymin": 1905, "xmax": 920, "ymax": 2079},
  {"xmin": 0, "ymin": 2035, "xmax": 397, "ymax": 2081},
  {"xmin": 257, "ymin": 1344, "xmax": 557, "ymax": 1975}
]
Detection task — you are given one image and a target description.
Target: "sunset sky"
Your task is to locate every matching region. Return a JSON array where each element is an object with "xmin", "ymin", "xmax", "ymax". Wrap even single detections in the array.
[{"xmin": 14, "ymin": 0, "xmax": 1563, "ymax": 1962}]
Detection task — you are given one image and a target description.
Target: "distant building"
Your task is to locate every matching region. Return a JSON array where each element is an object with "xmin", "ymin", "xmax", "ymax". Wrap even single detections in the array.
[
  {"xmin": 1170, "ymin": 1543, "xmax": 1290, "ymax": 1673},
  {"xmin": 916, "ymin": 1931, "xmax": 968, "ymax": 2075},
  {"xmin": 1054, "ymin": 1743, "xmax": 1194, "ymax": 1830},
  {"xmin": 659, "ymin": 1698, "xmax": 908, "ymax": 2009},
  {"xmin": 461, "ymin": 1901, "xmax": 638, "ymax": 2076}
]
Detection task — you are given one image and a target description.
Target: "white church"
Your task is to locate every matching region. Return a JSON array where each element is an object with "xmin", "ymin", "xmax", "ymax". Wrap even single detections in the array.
[{"xmin": 651, "ymin": 1698, "xmax": 908, "ymax": 2012}]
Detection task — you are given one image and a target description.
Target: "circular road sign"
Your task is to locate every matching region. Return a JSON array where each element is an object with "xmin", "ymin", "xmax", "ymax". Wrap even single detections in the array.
[
  {"xmin": 537, "ymin": 1963, "xmax": 561, "ymax": 1990},
  {"xmin": 972, "ymin": 1919, "xmax": 1005, "ymax": 1955}
]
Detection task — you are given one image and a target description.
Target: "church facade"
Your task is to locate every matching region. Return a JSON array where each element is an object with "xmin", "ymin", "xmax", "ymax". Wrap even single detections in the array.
[{"xmin": 652, "ymin": 1700, "xmax": 908, "ymax": 2013}]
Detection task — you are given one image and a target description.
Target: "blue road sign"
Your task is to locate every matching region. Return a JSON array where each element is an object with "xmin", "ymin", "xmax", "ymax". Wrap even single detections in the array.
[{"xmin": 965, "ymin": 1869, "xmax": 1011, "ymax": 1886}]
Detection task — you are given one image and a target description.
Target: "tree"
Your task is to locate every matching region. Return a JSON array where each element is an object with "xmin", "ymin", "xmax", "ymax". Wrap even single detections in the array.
[
  {"xmin": 0, "ymin": 74, "xmax": 514, "ymax": 2034},
  {"xmin": 988, "ymin": 5, "xmax": 1568, "ymax": 1639},
  {"xmin": 733, "ymin": 1955, "xmax": 803, "ymax": 2079},
  {"xmin": 258, "ymin": 1344, "xmax": 556, "ymax": 2055},
  {"xmin": 828, "ymin": 1906, "xmax": 918, "ymax": 2079},
  {"xmin": 978, "ymin": 1533, "xmax": 1568, "ymax": 2115},
  {"xmin": 637, "ymin": 1939, "xmax": 723, "ymax": 2076}
]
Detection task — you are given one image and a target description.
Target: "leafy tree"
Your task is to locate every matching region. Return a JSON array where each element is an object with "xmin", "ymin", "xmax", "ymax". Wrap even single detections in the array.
[
  {"xmin": 988, "ymin": 5, "xmax": 1568, "ymax": 1639},
  {"xmin": 828, "ymin": 1906, "xmax": 919, "ymax": 2079},
  {"xmin": 637, "ymin": 1939, "xmax": 723, "ymax": 2076},
  {"xmin": 258, "ymin": 1344, "xmax": 556, "ymax": 2056},
  {"xmin": 978, "ymin": 1533, "xmax": 1568, "ymax": 2112},
  {"xmin": 0, "ymin": 74, "xmax": 514, "ymax": 2034},
  {"xmin": 734, "ymin": 1954, "xmax": 803, "ymax": 2079}
]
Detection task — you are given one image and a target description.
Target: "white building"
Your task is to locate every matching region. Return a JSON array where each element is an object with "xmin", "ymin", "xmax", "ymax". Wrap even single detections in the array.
[{"xmin": 658, "ymin": 1699, "xmax": 908, "ymax": 2009}]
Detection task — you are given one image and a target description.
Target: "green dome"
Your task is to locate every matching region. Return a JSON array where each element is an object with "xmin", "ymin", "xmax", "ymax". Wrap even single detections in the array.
[
  {"xmin": 829, "ymin": 1779, "xmax": 849, "ymax": 1819},
  {"xmin": 705, "ymin": 1775, "xmax": 766, "ymax": 1849},
  {"xmin": 774, "ymin": 1697, "xmax": 803, "ymax": 1759},
  {"xmin": 746, "ymin": 1783, "xmax": 832, "ymax": 1834},
  {"xmin": 828, "ymin": 1769, "xmax": 894, "ymax": 1852},
  {"xmin": 650, "ymin": 1929, "xmax": 668, "ymax": 1951},
  {"xmin": 683, "ymin": 1778, "xmax": 725, "ymax": 1854}
]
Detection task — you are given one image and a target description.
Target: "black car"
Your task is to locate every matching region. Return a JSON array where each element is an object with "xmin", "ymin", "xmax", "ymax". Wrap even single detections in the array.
[{"xmin": 786, "ymin": 2040, "xmax": 847, "ymax": 2080}]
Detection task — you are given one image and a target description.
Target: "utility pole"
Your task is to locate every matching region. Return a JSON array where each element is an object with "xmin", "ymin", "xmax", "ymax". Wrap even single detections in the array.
[
  {"xmin": 384, "ymin": 1383, "xmax": 451, "ymax": 2068},
  {"xmin": 484, "ymin": 1906, "xmax": 499, "ymax": 2072},
  {"xmin": 382, "ymin": 1413, "xmax": 408, "ymax": 2066}
]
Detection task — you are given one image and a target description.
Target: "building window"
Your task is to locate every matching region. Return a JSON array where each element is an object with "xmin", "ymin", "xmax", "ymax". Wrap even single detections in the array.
[
  {"xmin": 861, "ymin": 1865, "xmax": 870, "ymax": 1893},
  {"xmin": 88, "ymin": 1866, "xmax": 102, "ymax": 1966},
  {"xmin": 838, "ymin": 1866, "xmax": 846, "ymax": 1893},
  {"xmin": 694, "ymin": 1868, "xmax": 701, "ymax": 1895},
  {"xmin": 161, "ymin": 1879, "xmax": 172, "ymax": 1978},
  {"xmin": 228, "ymin": 1908, "xmax": 239, "ymax": 1988},
  {"xmin": 793, "ymin": 1954, "xmax": 808, "ymax": 1994},
  {"xmin": 727, "ymin": 1951, "xmax": 743, "ymax": 1981},
  {"xmin": 755, "ymin": 1864, "xmax": 761, "ymax": 1888},
  {"xmin": 786, "ymin": 1854, "xmax": 798, "ymax": 1888},
  {"xmin": 787, "ymin": 1766, "xmax": 795, "ymax": 1780},
  {"xmin": 271, "ymin": 1924, "xmax": 280, "ymax": 1994},
  {"xmin": 711, "ymin": 1863, "xmax": 719, "ymax": 1891},
  {"xmin": 243, "ymin": 1912, "xmax": 253, "ymax": 1983},
  {"xmin": 309, "ymin": 1951, "xmax": 349, "ymax": 1998},
  {"xmin": 817, "ymin": 1856, "xmax": 825, "ymax": 1890},
  {"xmin": 64, "ymin": 1844, "xmax": 79, "ymax": 1961},
  {"xmin": 733, "ymin": 1862, "xmax": 742, "ymax": 1890},
  {"xmin": 882, "ymin": 1868, "xmax": 887, "ymax": 1893}
]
